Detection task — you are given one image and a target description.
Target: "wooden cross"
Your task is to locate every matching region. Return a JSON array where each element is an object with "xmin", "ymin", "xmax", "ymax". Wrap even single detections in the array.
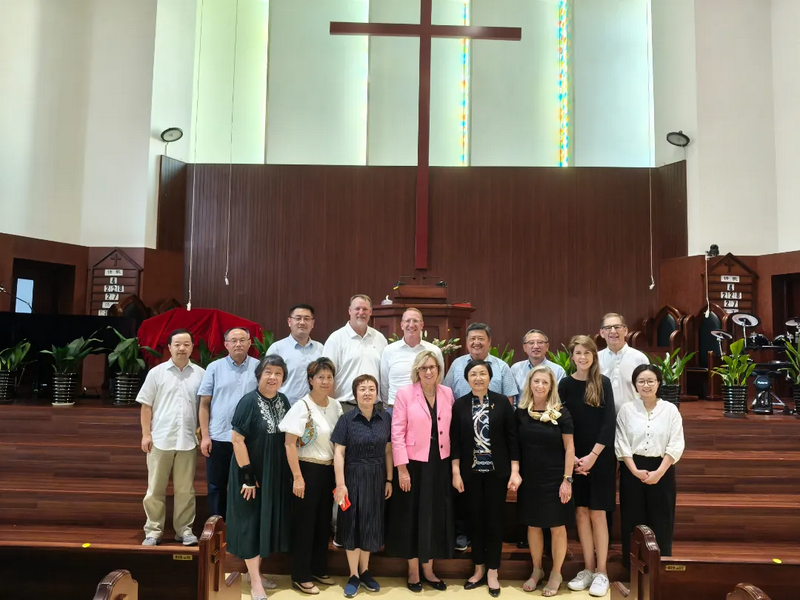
[{"xmin": 331, "ymin": 0, "xmax": 522, "ymax": 270}]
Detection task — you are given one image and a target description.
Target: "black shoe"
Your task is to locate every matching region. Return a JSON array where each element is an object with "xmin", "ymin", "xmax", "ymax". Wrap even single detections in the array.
[
  {"xmin": 406, "ymin": 581, "xmax": 423, "ymax": 593},
  {"xmin": 464, "ymin": 577, "xmax": 487, "ymax": 590},
  {"xmin": 421, "ymin": 575, "xmax": 447, "ymax": 591},
  {"xmin": 516, "ymin": 541, "xmax": 529, "ymax": 549},
  {"xmin": 488, "ymin": 585, "xmax": 501, "ymax": 597}
]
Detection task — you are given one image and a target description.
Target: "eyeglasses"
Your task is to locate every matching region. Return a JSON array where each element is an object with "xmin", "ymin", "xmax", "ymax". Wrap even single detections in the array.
[
  {"xmin": 290, "ymin": 316, "xmax": 314, "ymax": 323},
  {"xmin": 601, "ymin": 324, "xmax": 626, "ymax": 332},
  {"xmin": 524, "ymin": 341, "xmax": 548, "ymax": 347},
  {"xmin": 636, "ymin": 379, "xmax": 659, "ymax": 386},
  {"xmin": 226, "ymin": 339, "xmax": 249, "ymax": 346},
  {"xmin": 417, "ymin": 365, "xmax": 438, "ymax": 372}
]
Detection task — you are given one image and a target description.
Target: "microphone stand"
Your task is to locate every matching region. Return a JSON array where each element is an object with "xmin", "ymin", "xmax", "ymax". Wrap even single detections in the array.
[{"xmin": 0, "ymin": 285, "xmax": 33, "ymax": 312}]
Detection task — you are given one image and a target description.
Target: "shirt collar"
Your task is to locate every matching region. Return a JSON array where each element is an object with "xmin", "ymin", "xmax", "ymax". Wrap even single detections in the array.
[
  {"xmin": 354, "ymin": 406, "xmax": 383, "ymax": 422},
  {"xmin": 401, "ymin": 336, "xmax": 423, "ymax": 349},
  {"xmin": 226, "ymin": 354, "xmax": 249, "ymax": 368},
  {"xmin": 345, "ymin": 322, "xmax": 371, "ymax": 340},
  {"xmin": 609, "ymin": 343, "xmax": 629, "ymax": 357},
  {"xmin": 167, "ymin": 358, "xmax": 195, "ymax": 373},
  {"xmin": 290, "ymin": 334, "xmax": 315, "ymax": 349}
]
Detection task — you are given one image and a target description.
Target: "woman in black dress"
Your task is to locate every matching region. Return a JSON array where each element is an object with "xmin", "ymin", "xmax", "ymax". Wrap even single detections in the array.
[
  {"xmin": 516, "ymin": 365, "xmax": 574, "ymax": 597},
  {"xmin": 451, "ymin": 359, "xmax": 520, "ymax": 597},
  {"xmin": 331, "ymin": 374, "xmax": 393, "ymax": 598},
  {"xmin": 559, "ymin": 335, "xmax": 616, "ymax": 597},
  {"xmin": 227, "ymin": 355, "xmax": 292, "ymax": 600}
]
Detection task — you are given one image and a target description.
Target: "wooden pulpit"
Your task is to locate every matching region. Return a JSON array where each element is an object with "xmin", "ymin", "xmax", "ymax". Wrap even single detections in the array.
[{"xmin": 371, "ymin": 285, "xmax": 475, "ymax": 366}]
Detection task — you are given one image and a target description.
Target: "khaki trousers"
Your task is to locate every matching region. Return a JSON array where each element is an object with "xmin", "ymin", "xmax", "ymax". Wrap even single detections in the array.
[{"xmin": 143, "ymin": 446, "xmax": 197, "ymax": 539}]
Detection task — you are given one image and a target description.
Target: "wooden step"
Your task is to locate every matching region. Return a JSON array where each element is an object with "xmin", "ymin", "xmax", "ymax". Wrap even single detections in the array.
[{"xmin": 677, "ymin": 450, "xmax": 800, "ymax": 494}]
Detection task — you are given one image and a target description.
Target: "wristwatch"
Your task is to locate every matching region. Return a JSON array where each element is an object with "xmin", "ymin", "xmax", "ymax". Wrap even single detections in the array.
[{"xmin": 563, "ymin": 475, "xmax": 574, "ymax": 484}]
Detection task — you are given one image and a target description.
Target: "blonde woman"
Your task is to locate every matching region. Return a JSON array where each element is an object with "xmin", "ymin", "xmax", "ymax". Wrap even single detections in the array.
[
  {"xmin": 559, "ymin": 335, "xmax": 616, "ymax": 597},
  {"xmin": 516, "ymin": 366, "xmax": 575, "ymax": 597}
]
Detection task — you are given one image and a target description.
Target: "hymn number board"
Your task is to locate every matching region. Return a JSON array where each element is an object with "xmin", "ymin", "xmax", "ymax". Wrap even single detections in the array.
[
  {"xmin": 705, "ymin": 253, "xmax": 758, "ymax": 315},
  {"xmin": 89, "ymin": 250, "xmax": 142, "ymax": 316}
]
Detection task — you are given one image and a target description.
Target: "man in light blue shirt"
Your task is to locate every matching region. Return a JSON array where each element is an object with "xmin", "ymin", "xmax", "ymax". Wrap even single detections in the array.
[
  {"xmin": 510, "ymin": 329, "xmax": 567, "ymax": 404},
  {"xmin": 443, "ymin": 322, "xmax": 519, "ymax": 402},
  {"xmin": 266, "ymin": 303, "xmax": 324, "ymax": 405},
  {"xmin": 198, "ymin": 327, "xmax": 259, "ymax": 519}
]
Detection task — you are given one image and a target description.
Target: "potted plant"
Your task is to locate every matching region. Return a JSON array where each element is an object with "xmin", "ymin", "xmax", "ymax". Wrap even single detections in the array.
[
  {"xmin": 778, "ymin": 337, "xmax": 800, "ymax": 419},
  {"xmin": 0, "ymin": 340, "xmax": 31, "ymax": 403},
  {"xmin": 197, "ymin": 338, "xmax": 226, "ymax": 369},
  {"xmin": 41, "ymin": 334, "xmax": 103, "ymax": 406},
  {"xmin": 489, "ymin": 343, "xmax": 515, "ymax": 366},
  {"xmin": 712, "ymin": 338, "xmax": 755, "ymax": 418},
  {"xmin": 252, "ymin": 330, "xmax": 275, "ymax": 358},
  {"xmin": 649, "ymin": 348, "xmax": 695, "ymax": 408},
  {"xmin": 107, "ymin": 328, "xmax": 161, "ymax": 406},
  {"xmin": 548, "ymin": 345, "xmax": 576, "ymax": 377}
]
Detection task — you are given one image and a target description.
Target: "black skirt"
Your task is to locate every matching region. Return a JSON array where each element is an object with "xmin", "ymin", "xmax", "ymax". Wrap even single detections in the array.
[
  {"xmin": 385, "ymin": 443, "xmax": 454, "ymax": 562},
  {"xmin": 571, "ymin": 450, "xmax": 616, "ymax": 512}
]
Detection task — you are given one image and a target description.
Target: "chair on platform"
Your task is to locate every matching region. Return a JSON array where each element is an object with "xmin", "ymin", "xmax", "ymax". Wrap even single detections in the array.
[
  {"xmin": 727, "ymin": 583, "xmax": 772, "ymax": 600},
  {"xmin": 684, "ymin": 303, "xmax": 732, "ymax": 400},
  {"xmin": 633, "ymin": 305, "xmax": 685, "ymax": 355},
  {"xmin": 93, "ymin": 570, "xmax": 138, "ymax": 600},
  {"xmin": 151, "ymin": 298, "xmax": 181, "ymax": 316},
  {"xmin": 109, "ymin": 295, "xmax": 149, "ymax": 329}
]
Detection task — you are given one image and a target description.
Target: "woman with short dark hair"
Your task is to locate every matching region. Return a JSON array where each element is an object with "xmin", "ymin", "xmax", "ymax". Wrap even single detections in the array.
[
  {"xmin": 451, "ymin": 359, "xmax": 520, "ymax": 597},
  {"xmin": 616, "ymin": 364, "xmax": 684, "ymax": 572},
  {"xmin": 226, "ymin": 355, "xmax": 292, "ymax": 600},
  {"xmin": 331, "ymin": 374, "xmax": 393, "ymax": 598},
  {"xmin": 279, "ymin": 357, "xmax": 342, "ymax": 594}
]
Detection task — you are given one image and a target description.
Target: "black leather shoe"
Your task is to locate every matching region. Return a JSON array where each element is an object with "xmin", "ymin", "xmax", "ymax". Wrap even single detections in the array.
[
  {"xmin": 464, "ymin": 577, "xmax": 487, "ymax": 590},
  {"xmin": 421, "ymin": 576, "xmax": 447, "ymax": 591},
  {"xmin": 488, "ymin": 585, "xmax": 501, "ymax": 597},
  {"xmin": 406, "ymin": 581, "xmax": 423, "ymax": 593}
]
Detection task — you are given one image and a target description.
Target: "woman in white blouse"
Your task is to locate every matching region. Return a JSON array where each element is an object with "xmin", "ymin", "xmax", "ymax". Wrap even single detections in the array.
[
  {"xmin": 615, "ymin": 364, "xmax": 685, "ymax": 571},
  {"xmin": 279, "ymin": 357, "xmax": 343, "ymax": 594}
]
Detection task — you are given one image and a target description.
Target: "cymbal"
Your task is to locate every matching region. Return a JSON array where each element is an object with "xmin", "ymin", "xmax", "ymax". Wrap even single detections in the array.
[
  {"xmin": 786, "ymin": 317, "xmax": 800, "ymax": 328},
  {"xmin": 710, "ymin": 330, "xmax": 733, "ymax": 340},
  {"xmin": 731, "ymin": 313, "xmax": 760, "ymax": 327}
]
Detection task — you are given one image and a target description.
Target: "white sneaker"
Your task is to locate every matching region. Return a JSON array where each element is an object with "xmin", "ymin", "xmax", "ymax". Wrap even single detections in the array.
[
  {"xmin": 589, "ymin": 573, "xmax": 610, "ymax": 597},
  {"xmin": 142, "ymin": 537, "xmax": 159, "ymax": 546},
  {"xmin": 175, "ymin": 533, "xmax": 198, "ymax": 546},
  {"xmin": 567, "ymin": 569, "xmax": 594, "ymax": 591}
]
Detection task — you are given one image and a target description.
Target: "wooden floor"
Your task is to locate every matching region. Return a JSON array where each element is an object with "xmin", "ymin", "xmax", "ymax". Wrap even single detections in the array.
[{"xmin": 1, "ymin": 399, "xmax": 799, "ymax": 580}]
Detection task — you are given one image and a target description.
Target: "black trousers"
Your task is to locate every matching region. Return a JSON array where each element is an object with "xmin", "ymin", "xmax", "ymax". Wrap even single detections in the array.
[
  {"xmin": 465, "ymin": 472, "xmax": 507, "ymax": 570},
  {"xmin": 206, "ymin": 440, "xmax": 234, "ymax": 519},
  {"xmin": 292, "ymin": 461, "xmax": 335, "ymax": 582},
  {"xmin": 619, "ymin": 455, "xmax": 676, "ymax": 570}
]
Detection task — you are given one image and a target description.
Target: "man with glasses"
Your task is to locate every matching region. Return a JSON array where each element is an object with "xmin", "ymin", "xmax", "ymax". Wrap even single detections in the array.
[
  {"xmin": 598, "ymin": 313, "xmax": 649, "ymax": 413},
  {"xmin": 510, "ymin": 329, "xmax": 566, "ymax": 405},
  {"xmin": 198, "ymin": 327, "xmax": 260, "ymax": 519},
  {"xmin": 267, "ymin": 304, "xmax": 324, "ymax": 406},
  {"xmin": 380, "ymin": 308, "xmax": 443, "ymax": 414}
]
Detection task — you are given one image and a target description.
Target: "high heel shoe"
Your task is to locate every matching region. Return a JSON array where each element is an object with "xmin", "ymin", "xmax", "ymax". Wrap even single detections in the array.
[
  {"xmin": 542, "ymin": 573, "xmax": 563, "ymax": 597},
  {"xmin": 522, "ymin": 567, "xmax": 544, "ymax": 593}
]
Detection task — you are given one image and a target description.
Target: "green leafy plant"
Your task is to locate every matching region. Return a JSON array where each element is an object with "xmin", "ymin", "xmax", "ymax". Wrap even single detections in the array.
[
  {"xmin": 387, "ymin": 333, "xmax": 401, "ymax": 343},
  {"xmin": 712, "ymin": 338, "xmax": 755, "ymax": 386},
  {"xmin": 490, "ymin": 343, "xmax": 515, "ymax": 366},
  {"xmin": 107, "ymin": 328, "xmax": 161, "ymax": 374},
  {"xmin": 547, "ymin": 345, "xmax": 576, "ymax": 376},
  {"xmin": 779, "ymin": 337, "xmax": 800, "ymax": 385},
  {"xmin": 649, "ymin": 347, "xmax": 696, "ymax": 386},
  {"xmin": 252, "ymin": 330, "xmax": 276, "ymax": 358},
  {"xmin": 41, "ymin": 334, "xmax": 103, "ymax": 373},
  {"xmin": 197, "ymin": 338, "xmax": 226, "ymax": 368},
  {"xmin": 0, "ymin": 340, "xmax": 31, "ymax": 371}
]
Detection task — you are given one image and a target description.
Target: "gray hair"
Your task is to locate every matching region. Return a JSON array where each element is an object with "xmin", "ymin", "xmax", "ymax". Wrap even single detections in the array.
[
  {"xmin": 466, "ymin": 322, "xmax": 491, "ymax": 338},
  {"xmin": 255, "ymin": 354, "xmax": 288, "ymax": 384},
  {"xmin": 522, "ymin": 329, "xmax": 549, "ymax": 344}
]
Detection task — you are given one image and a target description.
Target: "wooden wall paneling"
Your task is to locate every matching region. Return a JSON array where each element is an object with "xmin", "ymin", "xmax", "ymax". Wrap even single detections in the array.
[
  {"xmin": 754, "ymin": 251, "xmax": 800, "ymax": 339},
  {"xmin": 156, "ymin": 156, "xmax": 188, "ymax": 253}
]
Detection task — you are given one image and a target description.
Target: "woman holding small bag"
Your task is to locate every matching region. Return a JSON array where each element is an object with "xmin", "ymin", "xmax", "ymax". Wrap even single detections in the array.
[{"xmin": 280, "ymin": 358, "xmax": 343, "ymax": 595}]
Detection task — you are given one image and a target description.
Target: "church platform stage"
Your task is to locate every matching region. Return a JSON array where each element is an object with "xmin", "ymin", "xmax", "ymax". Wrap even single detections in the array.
[{"xmin": 0, "ymin": 400, "xmax": 798, "ymax": 595}]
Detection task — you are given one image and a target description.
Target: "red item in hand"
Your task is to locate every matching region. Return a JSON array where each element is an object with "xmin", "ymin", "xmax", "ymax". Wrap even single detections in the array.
[{"xmin": 333, "ymin": 489, "xmax": 351, "ymax": 511}]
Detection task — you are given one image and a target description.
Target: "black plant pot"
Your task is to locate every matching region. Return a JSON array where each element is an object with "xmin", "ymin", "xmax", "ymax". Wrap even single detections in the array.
[
  {"xmin": 660, "ymin": 384, "xmax": 681, "ymax": 408},
  {"xmin": 52, "ymin": 372, "xmax": 79, "ymax": 406},
  {"xmin": 794, "ymin": 386, "xmax": 800, "ymax": 419},
  {"xmin": 114, "ymin": 373, "xmax": 142, "ymax": 406},
  {"xmin": 722, "ymin": 385, "xmax": 748, "ymax": 418},
  {"xmin": 0, "ymin": 370, "xmax": 15, "ymax": 404}
]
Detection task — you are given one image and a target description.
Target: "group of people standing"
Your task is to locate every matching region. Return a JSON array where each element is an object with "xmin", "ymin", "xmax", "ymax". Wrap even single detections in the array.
[{"xmin": 136, "ymin": 296, "xmax": 685, "ymax": 599}]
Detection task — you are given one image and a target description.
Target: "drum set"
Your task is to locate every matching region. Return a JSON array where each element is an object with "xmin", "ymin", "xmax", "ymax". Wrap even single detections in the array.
[{"xmin": 710, "ymin": 314, "xmax": 800, "ymax": 415}]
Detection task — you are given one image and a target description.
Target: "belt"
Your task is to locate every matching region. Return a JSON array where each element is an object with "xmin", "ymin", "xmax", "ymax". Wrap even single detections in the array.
[{"xmin": 299, "ymin": 457, "xmax": 334, "ymax": 466}]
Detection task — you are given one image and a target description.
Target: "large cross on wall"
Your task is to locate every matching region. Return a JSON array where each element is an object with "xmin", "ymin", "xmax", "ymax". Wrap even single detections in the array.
[{"xmin": 331, "ymin": 0, "xmax": 522, "ymax": 270}]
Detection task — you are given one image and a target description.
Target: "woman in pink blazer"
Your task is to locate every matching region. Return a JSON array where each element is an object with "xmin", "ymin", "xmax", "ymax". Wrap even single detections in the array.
[{"xmin": 386, "ymin": 349, "xmax": 455, "ymax": 593}]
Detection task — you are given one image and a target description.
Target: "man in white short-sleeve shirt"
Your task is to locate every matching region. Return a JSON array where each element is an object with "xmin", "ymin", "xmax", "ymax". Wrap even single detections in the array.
[
  {"xmin": 597, "ymin": 312, "xmax": 649, "ymax": 413},
  {"xmin": 138, "ymin": 329, "xmax": 205, "ymax": 547},
  {"xmin": 380, "ymin": 308, "xmax": 442, "ymax": 410},
  {"xmin": 323, "ymin": 294, "xmax": 387, "ymax": 409}
]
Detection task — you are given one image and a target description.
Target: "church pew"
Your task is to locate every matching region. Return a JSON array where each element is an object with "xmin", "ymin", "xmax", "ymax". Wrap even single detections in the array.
[
  {"xmin": 0, "ymin": 517, "xmax": 239, "ymax": 600},
  {"xmin": 610, "ymin": 526, "xmax": 797, "ymax": 600},
  {"xmin": 93, "ymin": 570, "xmax": 138, "ymax": 600},
  {"xmin": 727, "ymin": 583, "xmax": 772, "ymax": 600}
]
